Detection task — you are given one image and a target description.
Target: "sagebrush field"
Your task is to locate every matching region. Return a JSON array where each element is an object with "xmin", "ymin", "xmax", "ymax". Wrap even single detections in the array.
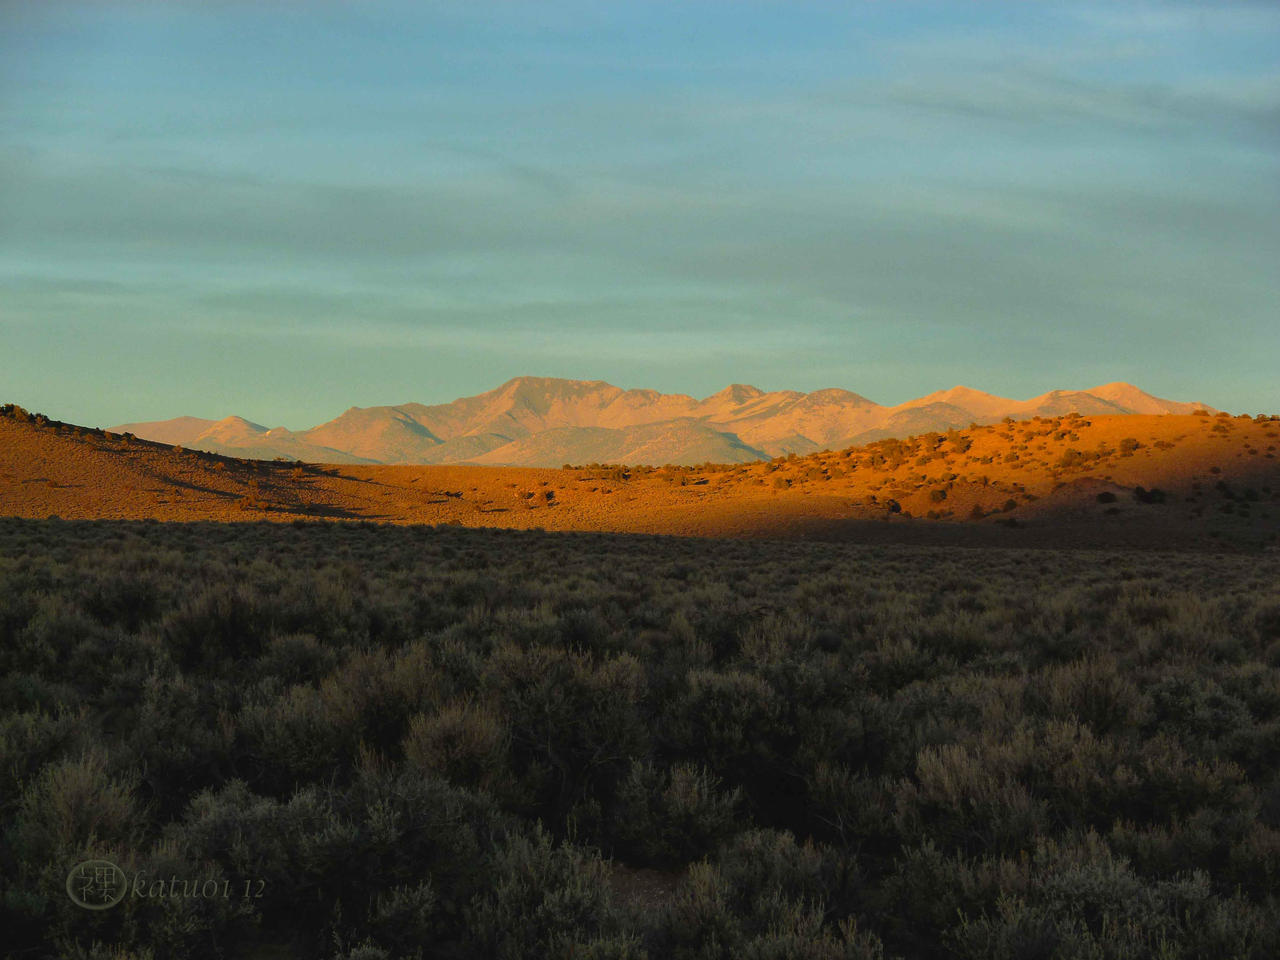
[{"xmin": 2, "ymin": 518, "xmax": 1279, "ymax": 959}]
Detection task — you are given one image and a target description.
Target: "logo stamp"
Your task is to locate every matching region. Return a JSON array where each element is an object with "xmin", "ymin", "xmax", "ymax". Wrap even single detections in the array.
[
  {"xmin": 66, "ymin": 860, "xmax": 129, "ymax": 910},
  {"xmin": 65, "ymin": 859, "xmax": 267, "ymax": 910}
]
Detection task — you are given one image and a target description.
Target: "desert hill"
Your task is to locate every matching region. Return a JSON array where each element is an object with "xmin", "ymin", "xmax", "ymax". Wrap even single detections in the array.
[
  {"xmin": 6, "ymin": 403, "xmax": 1278, "ymax": 549},
  {"xmin": 109, "ymin": 414, "xmax": 377, "ymax": 465},
  {"xmin": 110, "ymin": 377, "xmax": 1217, "ymax": 467}
]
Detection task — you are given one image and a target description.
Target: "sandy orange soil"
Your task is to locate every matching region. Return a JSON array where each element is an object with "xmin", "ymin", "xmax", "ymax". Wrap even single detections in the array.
[{"xmin": 2, "ymin": 409, "xmax": 1278, "ymax": 549}]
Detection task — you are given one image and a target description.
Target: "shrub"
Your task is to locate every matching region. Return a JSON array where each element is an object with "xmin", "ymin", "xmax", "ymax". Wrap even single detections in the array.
[
  {"xmin": 486, "ymin": 646, "xmax": 647, "ymax": 818},
  {"xmin": 237, "ymin": 684, "xmax": 356, "ymax": 793},
  {"xmin": 950, "ymin": 834, "xmax": 1275, "ymax": 960},
  {"xmin": 298, "ymin": 766, "xmax": 509, "ymax": 954},
  {"xmin": 610, "ymin": 761, "xmax": 741, "ymax": 866},
  {"xmin": 663, "ymin": 670, "xmax": 782, "ymax": 786},
  {"xmin": 160, "ymin": 583, "xmax": 271, "ymax": 669},
  {"xmin": 403, "ymin": 699, "xmax": 510, "ymax": 795},
  {"xmin": 467, "ymin": 826, "xmax": 626, "ymax": 960},
  {"xmin": 11, "ymin": 751, "xmax": 139, "ymax": 859},
  {"xmin": 894, "ymin": 741, "xmax": 1048, "ymax": 857}
]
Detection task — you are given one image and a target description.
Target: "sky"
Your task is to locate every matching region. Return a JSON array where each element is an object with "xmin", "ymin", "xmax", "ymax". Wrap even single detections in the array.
[{"xmin": 2, "ymin": 1, "xmax": 1278, "ymax": 429}]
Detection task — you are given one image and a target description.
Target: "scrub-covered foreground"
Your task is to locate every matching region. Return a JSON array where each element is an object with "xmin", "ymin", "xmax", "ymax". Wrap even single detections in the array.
[{"xmin": 1, "ymin": 518, "xmax": 1278, "ymax": 958}]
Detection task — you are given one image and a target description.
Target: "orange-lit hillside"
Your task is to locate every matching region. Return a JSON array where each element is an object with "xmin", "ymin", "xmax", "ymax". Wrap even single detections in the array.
[{"xmin": 2, "ymin": 405, "xmax": 1277, "ymax": 549}]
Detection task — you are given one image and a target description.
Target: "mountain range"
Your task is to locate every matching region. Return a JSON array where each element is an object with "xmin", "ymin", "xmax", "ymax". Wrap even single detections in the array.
[{"xmin": 110, "ymin": 377, "xmax": 1217, "ymax": 466}]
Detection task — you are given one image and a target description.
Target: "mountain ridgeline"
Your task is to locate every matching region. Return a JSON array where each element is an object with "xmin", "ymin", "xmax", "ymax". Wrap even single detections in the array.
[{"xmin": 112, "ymin": 377, "xmax": 1216, "ymax": 467}]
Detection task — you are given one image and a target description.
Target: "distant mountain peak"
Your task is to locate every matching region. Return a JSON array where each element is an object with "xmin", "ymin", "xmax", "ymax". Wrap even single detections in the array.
[
  {"xmin": 1087, "ymin": 382, "xmax": 1155, "ymax": 403},
  {"xmin": 211, "ymin": 415, "xmax": 267, "ymax": 432},
  {"xmin": 1085, "ymin": 381, "xmax": 1210, "ymax": 416},
  {"xmin": 112, "ymin": 377, "xmax": 1219, "ymax": 467},
  {"xmin": 499, "ymin": 375, "xmax": 611, "ymax": 394},
  {"xmin": 806, "ymin": 388, "xmax": 878, "ymax": 405},
  {"xmin": 706, "ymin": 384, "xmax": 766, "ymax": 404}
]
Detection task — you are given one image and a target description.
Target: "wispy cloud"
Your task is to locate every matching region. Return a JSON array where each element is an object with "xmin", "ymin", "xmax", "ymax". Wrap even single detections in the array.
[{"xmin": 878, "ymin": 66, "xmax": 1280, "ymax": 142}]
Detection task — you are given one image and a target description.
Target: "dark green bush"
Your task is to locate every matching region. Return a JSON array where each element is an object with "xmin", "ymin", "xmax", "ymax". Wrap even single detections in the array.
[
  {"xmin": 610, "ymin": 760, "xmax": 741, "ymax": 866},
  {"xmin": 468, "ymin": 826, "xmax": 631, "ymax": 959}
]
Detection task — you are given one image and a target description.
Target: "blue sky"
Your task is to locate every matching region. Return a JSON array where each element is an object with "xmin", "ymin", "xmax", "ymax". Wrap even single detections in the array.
[{"xmin": 2, "ymin": 1, "xmax": 1278, "ymax": 428}]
